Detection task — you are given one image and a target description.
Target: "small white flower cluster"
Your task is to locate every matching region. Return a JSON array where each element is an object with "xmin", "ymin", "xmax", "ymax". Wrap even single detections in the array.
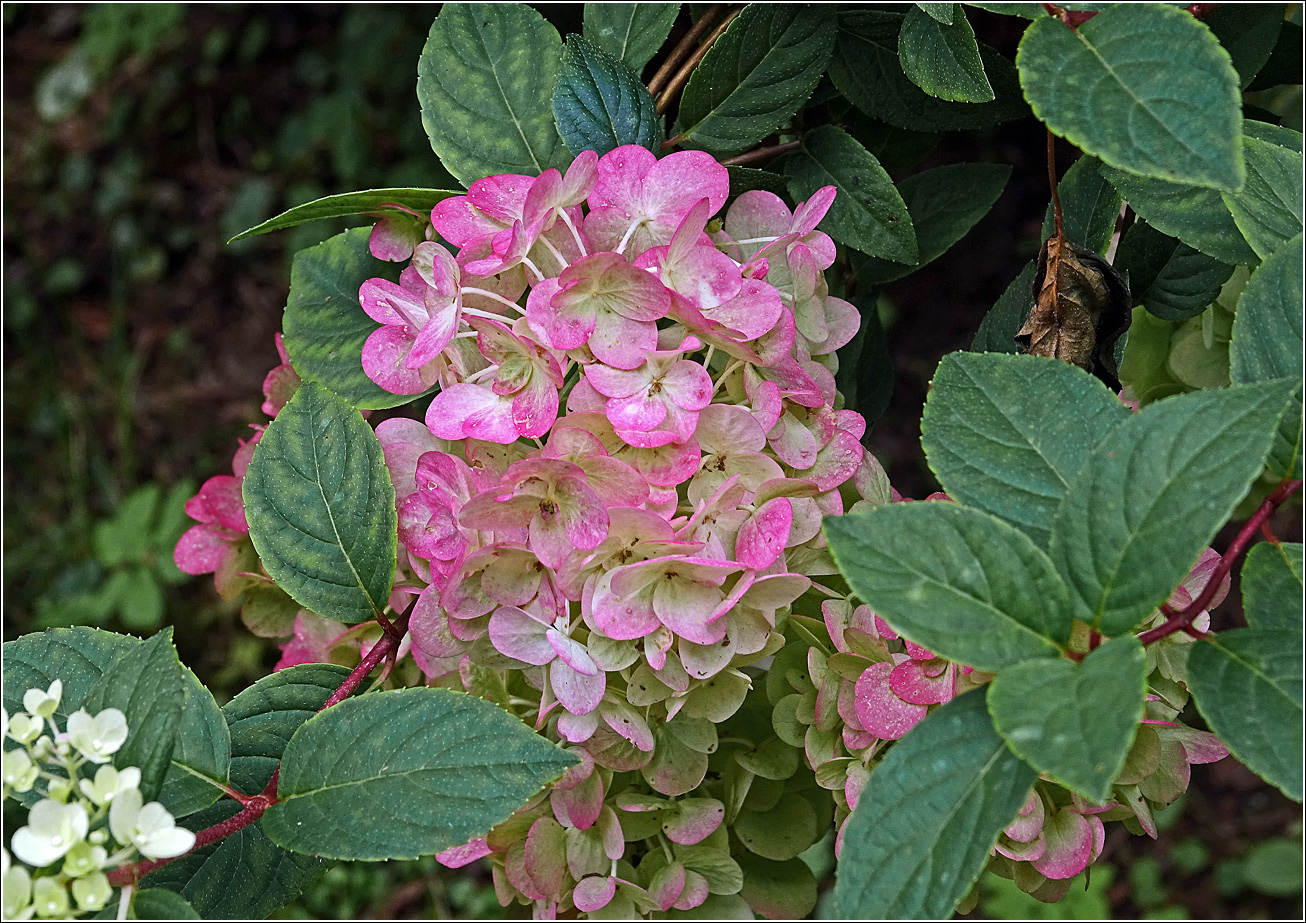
[{"xmin": 3, "ymin": 681, "xmax": 196, "ymax": 920}]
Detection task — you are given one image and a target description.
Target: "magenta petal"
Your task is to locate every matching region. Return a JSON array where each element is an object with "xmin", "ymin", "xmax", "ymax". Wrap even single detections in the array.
[
  {"xmin": 662, "ymin": 360, "xmax": 713, "ymax": 411},
  {"xmin": 889, "ymin": 659, "xmax": 954, "ymax": 706},
  {"xmin": 436, "ymin": 837, "xmax": 492, "ymax": 869},
  {"xmin": 662, "ymin": 799, "xmax": 725, "ymax": 845},
  {"xmin": 589, "ymin": 313, "xmax": 658, "ymax": 370},
  {"xmin": 734, "ymin": 498, "xmax": 793, "ymax": 570},
  {"xmin": 853, "ymin": 662, "xmax": 927, "ymax": 740},
  {"xmin": 573, "ymin": 876, "xmax": 616, "ymax": 913},
  {"xmin": 592, "ymin": 572, "xmax": 660, "ymax": 640},
  {"xmin": 551, "ymin": 656, "xmax": 605, "ymax": 715},
  {"xmin": 511, "ymin": 382, "xmax": 559, "ymax": 439},
  {"xmin": 425, "ymin": 383, "xmax": 519, "ymax": 444},
  {"xmin": 488, "ymin": 606, "xmax": 555, "ymax": 665},
  {"xmin": 996, "ymin": 834, "xmax": 1048, "ymax": 862},
  {"xmin": 359, "ymin": 277, "xmax": 427, "ymax": 326},
  {"xmin": 607, "ymin": 391, "xmax": 667, "ymax": 432},
  {"xmin": 174, "ymin": 525, "xmax": 229, "ymax": 575},
  {"xmin": 1031, "ymin": 808, "xmax": 1094, "ymax": 880},
  {"xmin": 406, "ymin": 303, "xmax": 459, "ymax": 369},
  {"xmin": 362, "ymin": 326, "xmax": 431, "ymax": 394}
]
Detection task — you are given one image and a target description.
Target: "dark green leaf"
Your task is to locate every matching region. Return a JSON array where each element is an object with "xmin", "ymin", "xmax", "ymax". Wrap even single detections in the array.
[
  {"xmin": 1222, "ymin": 138, "xmax": 1304, "ymax": 260},
  {"xmin": 553, "ymin": 34, "xmax": 660, "ymax": 157},
  {"xmin": 917, "ymin": 3, "xmax": 954, "ymax": 25},
  {"xmin": 1205, "ymin": 2, "xmax": 1284, "ymax": 90},
  {"xmin": 1049, "ymin": 380, "xmax": 1298, "ymax": 634},
  {"xmin": 921, "ymin": 352, "xmax": 1130, "ymax": 549},
  {"xmin": 900, "ymin": 4, "xmax": 993, "ymax": 102},
  {"xmin": 970, "ymin": 260, "xmax": 1036, "ymax": 354},
  {"xmin": 987, "ymin": 636, "xmax": 1146, "ymax": 802},
  {"xmin": 857, "ymin": 162, "xmax": 1010, "ymax": 283},
  {"xmin": 582, "ymin": 3, "xmax": 679, "ymax": 72},
  {"xmin": 2, "ymin": 628, "xmax": 132, "ymax": 723},
  {"xmin": 1230, "ymin": 233, "xmax": 1304, "ymax": 384},
  {"xmin": 678, "ymin": 5, "xmax": 835, "ymax": 156},
  {"xmin": 1115, "ymin": 220, "xmax": 1236, "ymax": 322},
  {"xmin": 785, "ymin": 125, "xmax": 917, "ymax": 263},
  {"xmin": 229, "ymin": 189, "xmax": 458, "ymax": 242},
  {"xmin": 1189, "ymin": 629, "xmax": 1303, "ymax": 801},
  {"xmin": 143, "ymin": 665, "xmax": 349, "ymax": 917},
  {"xmin": 964, "ymin": 2, "xmax": 1044, "ymax": 17},
  {"xmin": 725, "ymin": 165, "xmax": 788, "ymax": 198},
  {"xmin": 263, "ymin": 688, "xmax": 577, "ymax": 860},
  {"xmin": 738, "ymin": 854, "xmax": 818, "ymax": 919},
  {"xmin": 158, "ymin": 667, "xmax": 230, "ymax": 818},
  {"xmin": 830, "ymin": 8, "xmax": 1027, "ymax": 131},
  {"xmin": 1244, "ymin": 120, "xmax": 1305, "ymax": 154},
  {"xmin": 83, "ymin": 629, "xmax": 183, "ymax": 802},
  {"xmin": 1242, "ymin": 542, "xmax": 1304, "ymax": 632},
  {"xmin": 825, "ymin": 503, "xmax": 1070, "ymax": 671},
  {"xmin": 243, "ymin": 380, "xmax": 397, "ymax": 625},
  {"xmin": 1017, "ymin": 4, "xmax": 1244, "ymax": 191},
  {"xmin": 418, "ymin": 3, "xmax": 570, "ymax": 185},
  {"xmin": 282, "ymin": 228, "xmax": 426, "ymax": 410},
  {"xmin": 129, "ymin": 890, "xmax": 199, "ymax": 920},
  {"xmin": 1247, "ymin": 20, "xmax": 1303, "ymax": 91},
  {"xmin": 835, "ymin": 691, "xmax": 1037, "ymax": 918},
  {"xmin": 112, "ymin": 566, "xmax": 164, "ymax": 630},
  {"xmin": 1101, "ymin": 165, "xmax": 1259, "ymax": 267},
  {"xmin": 1040, "ymin": 156, "xmax": 1123, "ymax": 255},
  {"xmin": 94, "ymin": 486, "xmax": 158, "ymax": 566}
]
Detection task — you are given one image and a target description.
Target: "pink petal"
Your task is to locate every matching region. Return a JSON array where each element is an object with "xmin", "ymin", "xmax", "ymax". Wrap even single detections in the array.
[
  {"xmin": 174, "ymin": 524, "xmax": 230, "ymax": 575},
  {"xmin": 734, "ymin": 497, "xmax": 793, "ymax": 570},
  {"xmin": 573, "ymin": 876, "xmax": 616, "ymax": 913},
  {"xmin": 551, "ymin": 656, "xmax": 606, "ymax": 715},
  {"xmin": 653, "ymin": 578, "xmax": 727, "ymax": 645},
  {"xmin": 361, "ymin": 325, "xmax": 432, "ymax": 394},
  {"xmin": 436, "ymin": 837, "xmax": 492, "ymax": 869},
  {"xmin": 661, "ymin": 798, "xmax": 724, "ymax": 845},
  {"xmin": 488, "ymin": 606, "xmax": 555, "ymax": 665},
  {"xmin": 425, "ymin": 383, "xmax": 520, "ymax": 444},
  {"xmin": 853, "ymin": 662, "xmax": 927, "ymax": 740},
  {"xmin": 1031, "ymin": 808, "xmax": 1095, "ymax": 880},
  {"xmin": 589, "ymin": 313, "xmax": 659, "ymax": 371}
]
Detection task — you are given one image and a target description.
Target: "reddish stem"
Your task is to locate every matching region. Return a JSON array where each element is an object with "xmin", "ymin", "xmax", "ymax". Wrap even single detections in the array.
[
  {"xmin": 104, "ymin": 600, "xmax": 416, "ymax": 887},
  {"xmin": 721, "ymin": 141, "xmax": 801, "ymax": 167},
  {"xmin": 646, "ymin": 4, "xmax": 726, "ymax": 96},
  {"xmin": 1047, "ymin": 130, "xmax": 1064, "ymax": 239},
  {"xmin": 1138, "ymin": 479, "xmax": 1301, "ymax": 645},
  {"xmin": 655, "ymin": 7, "xmax": 741, "ymax": 117}
]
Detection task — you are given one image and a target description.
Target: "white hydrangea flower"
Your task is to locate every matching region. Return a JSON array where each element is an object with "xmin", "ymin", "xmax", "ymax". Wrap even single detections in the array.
[
  {"xmin": 2, "ymin": 749, "xmax": 39, "ymax": 794},
  {"xmin": 5, "ymin": 713, "xmax": 42, "ymax": 745},
  {"xmin": 108, "ymin": 789, "xmax": 196, "ymax": 860},
  {"xmin": 1, "ymin": 852, "xmax": 34, "ymax": 921},
  {"xmin": 21, "ymin": 682, "xmax": 61, "ymax": 720},
  {"xmin": 78, "ymin": 765, "xmax": 142, "ymax": 807},
  {"xmin": 65, "ymin": 708, "xmax": 128, "ymax": 764},
  {"xmin": 9, "ymin": 799, "xmax": 89, "ymax": 868},
  {"xmin": 30, "ymin": 877, "xmax": 69, "ymax": 919},
  {"xmin": 71, "ymin": 873, "xmax": 112, "ymax": 913},
  {"xmin": 60, "ymin": 841, "xmax": 108, "ymax": 879},
  {"xmin": 1, "ymin": 707, "xmax": 7, "ymax": 740}
]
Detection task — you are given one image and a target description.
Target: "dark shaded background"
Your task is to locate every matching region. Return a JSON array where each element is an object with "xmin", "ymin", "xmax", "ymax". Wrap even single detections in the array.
[{"xmin": 3, "ymin": 4, "xmax": 1301, "ymax": 918}]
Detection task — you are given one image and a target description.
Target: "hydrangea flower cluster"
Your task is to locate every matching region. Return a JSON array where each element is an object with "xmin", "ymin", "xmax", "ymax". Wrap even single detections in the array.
[
  {"xmin": 173, "ymin": 146, "xmax": 1232, "ymax": 917},
  {"xmin": 3, "ymin": 682, "xmax": 195, "ymax": 921}
]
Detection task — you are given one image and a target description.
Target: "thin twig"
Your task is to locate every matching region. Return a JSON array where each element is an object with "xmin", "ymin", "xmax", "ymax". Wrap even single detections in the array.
[
  {"xmin": 721, "ymin": 140, "xmax": 801, "ymax": 167},
  {"xmin": 655, "ymin": 7, "xmax": 741, "ymax": 117},
  {"xmin": 1138, "ymin": 478, "xmax": 1302, "ymax": 645},
  {"xmin": 647, "ymin": 4, "xmax": 726, "ymax": 96},
  {"xmin": 1047, "ymin": 130, "xmax": 1064, "ymax": 240}
]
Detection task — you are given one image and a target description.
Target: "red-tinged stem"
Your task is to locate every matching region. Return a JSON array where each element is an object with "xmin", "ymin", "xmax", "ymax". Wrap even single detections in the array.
[
  {"xmin": 721, "ymin": 141, "xmax": 801, "ymax": 167},
  {"xmin": 1261, "ymin": 520, "xmax": 1282, "ymax": 546},
  {"xmin": 1139, "ymin": 479, "xmax": 1302, "ymax": 645},
  {"xmin": 105, "ymin": 600, "xmax": 416, "ymax": 887},
  {"xmin": 647, "ymin": 4, "xmax": 726, "ymax": 96},
  {"xmin": 655, "ymin": 7, "xmax": 741, "ymax": 117}
]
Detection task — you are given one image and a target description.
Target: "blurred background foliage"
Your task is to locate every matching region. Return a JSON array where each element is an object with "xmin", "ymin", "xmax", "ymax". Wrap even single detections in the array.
[{"xmin": 2, "ymin": 4, "xmax": 1300, "ymax": 919}]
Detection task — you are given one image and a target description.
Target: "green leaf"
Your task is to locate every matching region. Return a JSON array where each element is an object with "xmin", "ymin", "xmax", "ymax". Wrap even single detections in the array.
[
  {"xmin": 1049, "ymin": 380, "xmax": 1298, "ymax": 634},
  {"xmin": 242, "ymin": 380, "xmax": 397, "ymax": 625},
  {"xmin": 856, "ymin": 162, "xmax": 1010, "ymax": 283},
  {"xmin": 964, "ymin": 2, "xmax": 1044, "ymax": 17},
  {"xmin": 785, "ymin": 125, "xmax": 917, "ymax": 263},
  {"xmin": 988, "ymin": 636, "xmax": 1147, "ymax": 802},
  {"xmin": 830, "ymin": 8, "xmax": 1028, "ymax": 131},
  {"xmin": 83, "ymin": 629, "xmax": 183, "ymax": 802},
  {"xmin": 737, "ymin": 854, "xmax": 818, "ymax": 919},
  {"xmin": 1189, "ymin": 629, "xmax": 1303, "ymax": 801},
  {"xmin": 1040, "ymin": 156, "xmax": 1124, "ymax": 255},
  {"xmin": 282, "ymin": 228, "xmax": 425, "ymax": 410},
  {"xmin": 157, "ymin": 667, "xmax": 230, "ymax": 818},
  {"xmin": 142, "ymin": 666, "xmax": 348, "ymax": 918},
  {"xmin": 835, "ymin": 690, "xmax": 1037, "ymax": 918},
  {"xmin": 263, "ymin": 688, "xmax": 577, "ymax": 860},
  {"xmin": 1101, "ymin": 165, "xmax": 1259, "ymax": 267},
  {"xmin": 1115, "ymin": 220, "xmax": 1236, "ymax": 322},
  {"xmin": 678, "ymin": 4, "xmax": 835, "ymax": 156},
  {"xmin": 553, "ymin": 34, "xmax": 660, "ymax": 157},
  {"xmin": 917, "ymin": 3, "xmax": 954, "ymax": 25},
  {"xmin": 1242, "ymin": 542, "xmax": 1304, "ymax": 632},
  {"xmin": 1017, "ymin": 4, "xmax": 1245, "ymax": 191},
  {"xmin": 900, "ymin": 4, "xmax": 993, "ymax": 102},
  {"xmin": 582, "ymin": 2, "xmax": 679, "ymax": 72},
  {"xmin": 129, "ymin": 889, "xmax": 200, "ymax": 920},
  {"xmin": 970, "ymin": 260, "xmax": 1036, "ymax": 354},
  {"xmin": 2, "ymin": 628, "xmax": 133, "ymax": 723},
  {"xmin": 1248, "ymin": 19, "xmax": 1303, "ymax": 91},
  {"xmin": 112, "ymin": 566, "xmax": 164, "ymax": 630},
  {"xmin": 1222, "ymin": 138, "xmax": 1304, "ymax": 260},
  {"xmin": 834, "ymin": 299, "xmax": 893, "ymax": 427},
  {"xmin": 825, "ymin": 503, "xmax": 1070, "ymax": 672},
  {"xmin": 1205, "ymin": 2, "xmax": 1284, "ymax": 90},
  {"xmin": 228, "ymin": 189, "xmax": 458, "ymax": 242},
  {"xmin": 1230, "ymin": 233, "xmax": 1304, "ymax": 384},
  {"xmin": 418, "ymin": 2, "xmax": 570, "ymax": 185},
  {"xmin": 921, "ymin": 352, "xmax": 1131, "ymax": 549},
  {"xmin": 1244, "ymin": 119, "xmax": 1304, "ymax": 154},
  {"xmin": 725, "ymin": 165, "xmax": 788, "ymax": 198},
  {"xmin": 94, "ymin": 485, "xmax": 159, "ymax": 566}
]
